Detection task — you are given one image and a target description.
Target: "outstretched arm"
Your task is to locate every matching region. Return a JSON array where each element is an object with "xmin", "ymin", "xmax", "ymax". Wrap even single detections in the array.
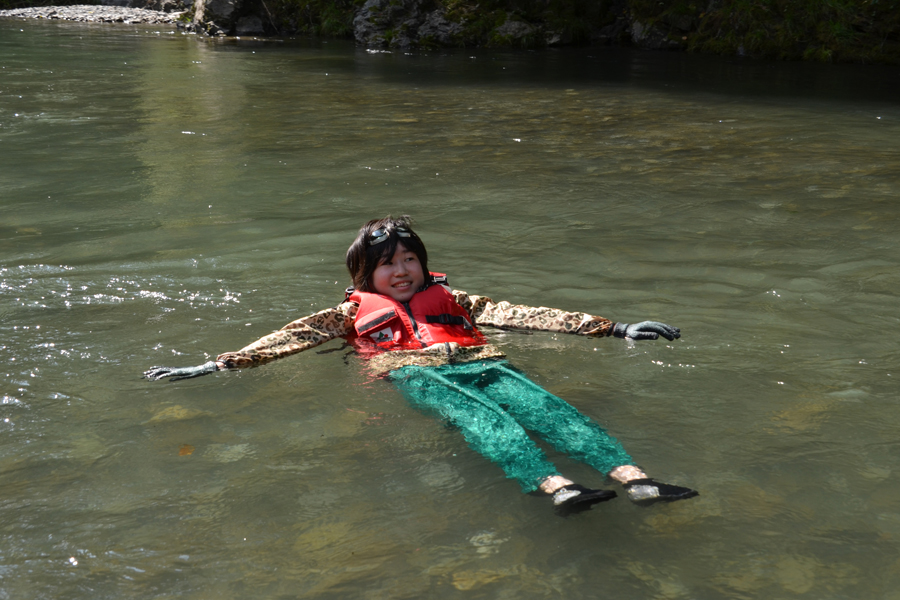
[
  {"xmin": 452, "ymin": 290, "xmax": 679, "ymax": 341},
  {"xmin": 143, "ymin": 302, "xmax": 358, "ymax": 381},
  {"xmin": 215, "ymin": 302, "xmax": 357, "ymax": 368}
]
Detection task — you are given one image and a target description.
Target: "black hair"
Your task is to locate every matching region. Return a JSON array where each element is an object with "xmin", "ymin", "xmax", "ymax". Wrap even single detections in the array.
[{"xmin": 345, "ymin": 215, "xmax": 429, "ymax": 292}]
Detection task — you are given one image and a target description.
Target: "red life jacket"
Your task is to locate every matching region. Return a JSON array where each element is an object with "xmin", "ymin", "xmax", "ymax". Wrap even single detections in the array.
[{"xmin": 346, "ymin": 273, "xmax": 486, "ymax": 353}]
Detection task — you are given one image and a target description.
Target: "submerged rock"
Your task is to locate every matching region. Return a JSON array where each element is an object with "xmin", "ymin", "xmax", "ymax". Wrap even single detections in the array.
[{"xmin": 146, "ymin": 404, "xmax": 211, "ymax": 423}]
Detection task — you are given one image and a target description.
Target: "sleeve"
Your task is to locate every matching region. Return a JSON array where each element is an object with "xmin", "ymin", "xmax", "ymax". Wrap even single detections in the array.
[
  {"xmin": 215, "ymin": 302, "xmax": 358, "ymax": 369},
  {"xmin": 452, "ymin": 289, "xmax": 614, "ymax": 337}
]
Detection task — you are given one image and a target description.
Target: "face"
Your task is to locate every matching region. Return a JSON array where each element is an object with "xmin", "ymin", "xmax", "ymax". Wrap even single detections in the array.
[{"xmin": 370, "ymin": 242, "xmax": 425, "ymax": 303}]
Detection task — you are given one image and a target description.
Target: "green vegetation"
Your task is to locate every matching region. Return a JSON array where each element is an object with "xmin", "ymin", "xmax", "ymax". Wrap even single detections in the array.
[
  {"xmin": 440, "ymin": 0, "xmax": 617, "ymax": 46},
  {"xmin": 629, "ymin": 0, "xmax": 900, "ymax": 63},
  {"xmin": 3, "ymin": 0, "xmax": 898, "ymax": 63},
  {"xmin": 257, "ymin": 0, "xmax": 362, "ymax": 36}
]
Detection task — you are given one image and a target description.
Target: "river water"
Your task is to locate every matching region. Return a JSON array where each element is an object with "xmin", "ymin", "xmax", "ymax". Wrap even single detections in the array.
[{"xmin": 2, "ymin": 18, "xmax": 900, "ymax": 599}]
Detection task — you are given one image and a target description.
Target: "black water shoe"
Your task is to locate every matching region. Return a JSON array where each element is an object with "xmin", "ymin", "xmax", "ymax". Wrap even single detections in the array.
[
  {"xmin": 622, "ymin": 478, "xmax": 698, "ymax": 506},
  {"xmin": 552, "ymin": 484, "xmax": 617, "ymax": 516}
]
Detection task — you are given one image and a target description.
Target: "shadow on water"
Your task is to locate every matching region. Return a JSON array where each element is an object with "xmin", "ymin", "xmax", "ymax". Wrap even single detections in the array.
[{"xmin": 243, "ymin": 37, "xmax": 900, "ymax": 104}]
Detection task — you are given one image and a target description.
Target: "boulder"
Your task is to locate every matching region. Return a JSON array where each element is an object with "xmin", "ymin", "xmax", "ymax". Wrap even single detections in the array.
[
  {"xmin": 494, "ymin": 18, "xmax": 534, "ymax": 41},
  {"xmin": 235, "ymin": 14, "xmax": 264, "ymax": 35},
  {"xmin": 592, "ymin": 17, "xmax": 628, "ymax": 45},
  {"xmin": 630, "ymin": 20, "xmax": 681, "ymax": 50},
  {"xmin": 354, "ymin": 0, "xmax": 423, "ymax": 47},
  {"xmin": 417, "ymin": 9, "xmax": 462, "ymax": 46},
  {"xmin": 353, "ymin": 0, "xmax": 465, "ymax": 48},
  {"xmin": 662, "ymin": 12, "xmax": 695, "ymax": 32},
  {"xmin": 193, "ymin": 0, "xmax": 241, "ymax": 34}
]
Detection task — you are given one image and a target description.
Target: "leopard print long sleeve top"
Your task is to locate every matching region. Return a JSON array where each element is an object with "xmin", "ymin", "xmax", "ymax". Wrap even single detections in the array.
[{"xmin": 215, "ymin": 290, "xmax": 614, "ymax": 374}]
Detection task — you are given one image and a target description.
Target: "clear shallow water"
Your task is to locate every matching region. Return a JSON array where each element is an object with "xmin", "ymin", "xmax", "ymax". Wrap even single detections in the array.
[{"xmin": 2, "ymin": 18, "xmax": 900, "ymax": 599}]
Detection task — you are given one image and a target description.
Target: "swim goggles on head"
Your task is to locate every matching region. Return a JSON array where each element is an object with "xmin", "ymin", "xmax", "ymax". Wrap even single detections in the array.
[{"xmin": 369, "ymin": 226, "xmax": 411, "ymax": 246}]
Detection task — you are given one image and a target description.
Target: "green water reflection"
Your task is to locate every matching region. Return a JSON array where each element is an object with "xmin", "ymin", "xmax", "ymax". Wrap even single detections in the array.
[{"xmin": 1, "ymin": 18, "xmax": 899, "ymax": 599}]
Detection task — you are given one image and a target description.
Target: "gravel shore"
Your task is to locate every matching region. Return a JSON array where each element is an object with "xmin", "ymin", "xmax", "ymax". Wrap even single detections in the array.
[{"xmin": 0, "ymin": 5, "xmax": 183, "ymax": 25}]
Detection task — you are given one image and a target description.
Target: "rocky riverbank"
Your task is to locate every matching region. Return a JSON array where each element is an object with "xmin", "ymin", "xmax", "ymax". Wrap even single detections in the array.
[{"xmin": 0, "ymin": 4, "xmax": 184, "ymax": 24}]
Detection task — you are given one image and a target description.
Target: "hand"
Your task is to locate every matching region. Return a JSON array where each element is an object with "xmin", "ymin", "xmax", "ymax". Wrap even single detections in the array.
[
  {"xmin": 612, "ymin": 321, "xmax": 680, "ymax": 341},
  {"xmin": 143, "ymin": 361, "xmax": 218, "ymax": 381}
]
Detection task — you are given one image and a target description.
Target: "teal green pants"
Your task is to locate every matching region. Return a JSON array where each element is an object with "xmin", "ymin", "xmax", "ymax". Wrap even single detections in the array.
[{"xmin": 388, "ymin": 360, "xmax": 634, "ymax": 493}]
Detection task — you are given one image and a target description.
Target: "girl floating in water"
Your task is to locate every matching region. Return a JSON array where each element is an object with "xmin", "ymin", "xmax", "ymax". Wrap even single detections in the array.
[{"xmin": 145, "ymin": 216, "xmax": 697, "ymax": 515}]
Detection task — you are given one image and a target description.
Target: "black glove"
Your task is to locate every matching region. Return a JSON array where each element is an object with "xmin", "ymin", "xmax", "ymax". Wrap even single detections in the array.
[
  {"xmin": 143, "ymin": 361, "xmax": 218, "ymax": 382},
  {"xmin": 613, "ymin": 321, "xmax": 680, "ymax": 341}
]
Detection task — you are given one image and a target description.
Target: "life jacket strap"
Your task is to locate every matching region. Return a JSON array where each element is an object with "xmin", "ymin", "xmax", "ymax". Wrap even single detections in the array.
[
  {"xmin": 357, "ymin": 309, "xmax": 397, "ymax": 334},
  {"xmin": 425, "ymin": 314, "xmax": 472, "ymax": 330}
]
